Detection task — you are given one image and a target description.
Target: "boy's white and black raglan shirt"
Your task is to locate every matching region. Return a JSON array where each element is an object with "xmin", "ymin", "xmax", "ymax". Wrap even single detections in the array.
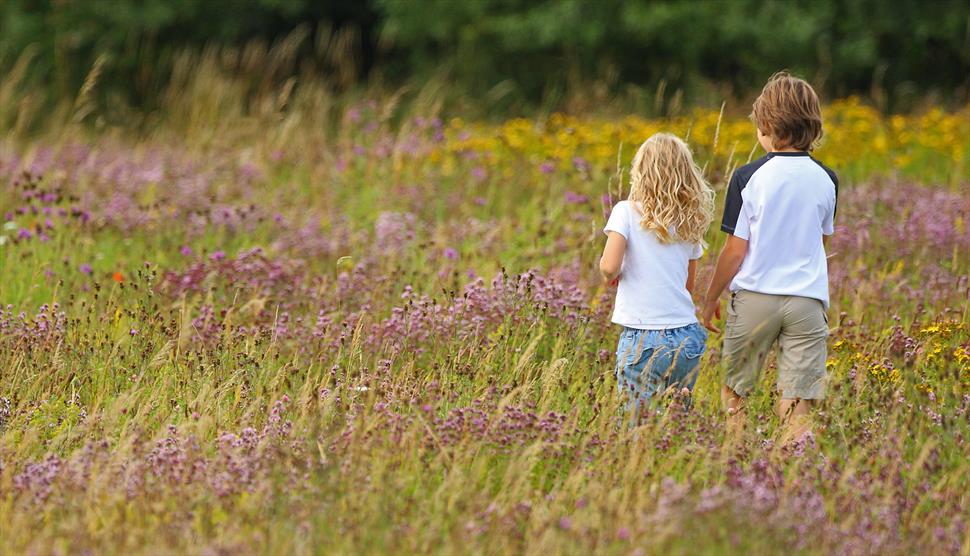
[{"xmin": 721, "ymin": 152, "xmax": 838, "ymax": 308}]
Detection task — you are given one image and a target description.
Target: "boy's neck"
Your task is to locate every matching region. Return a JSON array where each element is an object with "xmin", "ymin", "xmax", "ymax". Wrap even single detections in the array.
[{"xmin": 771, "ymin": 147, "xmax": 805, "ymax": 153}]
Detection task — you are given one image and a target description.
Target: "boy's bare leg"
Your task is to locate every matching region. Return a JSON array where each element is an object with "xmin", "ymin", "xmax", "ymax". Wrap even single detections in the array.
[
  {"xmin": 722, "ymin": 385, "xmax": 746, "ymax": 446},
  {"xmin": 776, "ymin": 398, "xmax": 814, "ymax": 445}
]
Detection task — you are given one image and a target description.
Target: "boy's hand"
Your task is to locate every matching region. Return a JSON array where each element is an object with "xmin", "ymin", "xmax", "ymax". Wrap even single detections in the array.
[
  {"xmin": 702, "ymin": 235, "xmax": 747, "ymax": 334},
  {"xmin": 701, "ymin": 298, "xmax": 722, "ymax": 333}
]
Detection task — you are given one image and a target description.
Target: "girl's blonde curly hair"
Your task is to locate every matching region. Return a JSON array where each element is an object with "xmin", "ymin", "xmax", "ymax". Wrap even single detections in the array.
[{"xmin": 628, "ymin": 133, "xmax": 714, "ymax": 245}]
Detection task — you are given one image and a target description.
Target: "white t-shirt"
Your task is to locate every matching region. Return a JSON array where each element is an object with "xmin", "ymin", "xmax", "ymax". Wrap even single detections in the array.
[
  {"xmin": 722, "ymin": 153, "xmax": 837, "ymax": 308},
  {"xmin": 604, "ymin": 200, "xmax": 703, "ymax": 329}
]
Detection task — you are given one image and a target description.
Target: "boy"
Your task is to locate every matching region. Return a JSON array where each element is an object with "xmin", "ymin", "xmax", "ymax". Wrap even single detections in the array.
[{"xmin": 701, "ymin": 71, "xmax": 837, "ymax": 442}]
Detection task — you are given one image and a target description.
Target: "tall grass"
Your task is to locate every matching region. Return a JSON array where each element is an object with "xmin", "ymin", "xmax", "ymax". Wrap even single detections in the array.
[{"xmin": 0, "ymin": 41, "xmax": 968, "ymax": 555}]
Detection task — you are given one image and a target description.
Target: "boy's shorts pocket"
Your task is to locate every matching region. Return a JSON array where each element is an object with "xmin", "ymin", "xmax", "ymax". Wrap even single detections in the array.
[
  {"xmin": 728, "ymin": 290, "xmax": 746, "ymax": 318},
  {"xmin": 725, "ymin": 292, "xmax": 741, "ymax": 331}
]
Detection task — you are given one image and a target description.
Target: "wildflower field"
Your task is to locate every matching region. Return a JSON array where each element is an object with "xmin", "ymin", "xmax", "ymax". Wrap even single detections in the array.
[{"xmin": 0, "ymin": 88, "xmax": 968, "ymax": 555}]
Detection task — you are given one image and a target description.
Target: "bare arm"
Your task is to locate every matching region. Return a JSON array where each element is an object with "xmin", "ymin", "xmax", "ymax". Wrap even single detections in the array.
[
  {"xmin": 686, "ymin": 259, "xmax": 698, "ymax": 296},
  {"xmin": 599, "ymin": 232, "xmax": 626, "ymax": 283},
  {"xmin": 700, "ymin": 235, "xmax": 749, "ymax": 332}
]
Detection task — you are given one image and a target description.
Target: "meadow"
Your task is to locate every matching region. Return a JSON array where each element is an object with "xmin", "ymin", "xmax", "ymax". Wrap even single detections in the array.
[{"xmin": 0, "ymin": 76, "xmax": 968, "ymax": 555}]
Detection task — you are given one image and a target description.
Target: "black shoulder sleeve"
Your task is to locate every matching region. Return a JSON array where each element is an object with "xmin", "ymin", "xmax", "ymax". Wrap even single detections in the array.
[
  {"xmin": 829, "ymin": 168, "xmax": 839, "ymax": 218},
  {"xmin": 720, "ymin": 170, "xmax": 744, "ymax": 233},
  {"xmin": 813, "ymin": 158, "xmax": 839, "ymax": 218},
  {"xmin": 721, "ymin": 156, "xmax": 770, "ymax": 233}
]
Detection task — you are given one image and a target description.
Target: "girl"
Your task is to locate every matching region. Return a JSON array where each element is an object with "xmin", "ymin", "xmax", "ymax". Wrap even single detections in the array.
[{"xmin": 600, "ymin": 133, "xmax": 715, "ymax": 418}]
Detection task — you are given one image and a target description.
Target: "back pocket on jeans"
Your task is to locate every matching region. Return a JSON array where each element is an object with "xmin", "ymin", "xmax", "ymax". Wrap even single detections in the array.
[{"xmin": 679, "ymin": 326, "xmax": 708, "ymax": 359}]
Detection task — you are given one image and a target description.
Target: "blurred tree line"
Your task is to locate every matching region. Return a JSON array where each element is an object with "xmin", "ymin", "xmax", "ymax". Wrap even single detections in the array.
[{"xmin": 1, "ymin": 0, "xmax": 968, "ymax": 115}]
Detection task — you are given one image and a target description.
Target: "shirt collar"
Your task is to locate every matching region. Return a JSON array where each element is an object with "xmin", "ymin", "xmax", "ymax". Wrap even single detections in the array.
[{"xmin": 767, "ymin": 151, "xmax": 810, "ymax": 157}]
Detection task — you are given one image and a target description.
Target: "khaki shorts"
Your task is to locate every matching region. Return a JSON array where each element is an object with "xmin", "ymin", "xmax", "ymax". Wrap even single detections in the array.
[{"xmin": 722, "ymin": 290, "xmax": 829, "ymax": 400}]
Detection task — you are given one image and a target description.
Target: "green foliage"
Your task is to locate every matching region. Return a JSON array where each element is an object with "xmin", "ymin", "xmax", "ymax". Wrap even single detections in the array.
[
  {"xmin": 378, "ymin": 0, "xmax": 970, "ymax": 108},
  {"xmin": 0, "ymin": 0, "xmax": 373, "ymax": 109},
  {"xmin": 1, "ymin": 0, "xmax": 968, "ymax": 115}
]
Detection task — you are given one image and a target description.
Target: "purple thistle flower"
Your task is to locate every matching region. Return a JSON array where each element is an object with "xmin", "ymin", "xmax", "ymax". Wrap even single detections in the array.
[
  {"xmin": 572, "ymin": 156, "xmax": 591, "ymax": 173},
  {"xmin": 564, "ymin": 191, "xmax": 588, "ymax": 204},
  {"xmin": 335, "ymin": 157, "xmax": 348, "ymax": 173}
]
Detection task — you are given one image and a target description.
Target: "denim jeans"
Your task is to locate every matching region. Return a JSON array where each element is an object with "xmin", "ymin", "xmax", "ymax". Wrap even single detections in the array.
[{"xmin": 615, "ymin": 322, "xmax": 708, "ymax": 416}]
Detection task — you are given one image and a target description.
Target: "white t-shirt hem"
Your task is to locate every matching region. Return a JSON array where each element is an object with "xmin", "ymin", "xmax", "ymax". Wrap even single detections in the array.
[{"xmin": 612, "ymin": 318, "xmax": 699, "ymax": 330}]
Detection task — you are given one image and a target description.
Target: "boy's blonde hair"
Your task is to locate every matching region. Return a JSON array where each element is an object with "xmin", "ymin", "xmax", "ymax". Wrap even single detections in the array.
[
  {"xmin": 751, "ymin": 71, "xmax": 823, "ymax": 151},
  {"xmin": 628, "ymin": 133, "xmax": 714, "ymax": 245}
]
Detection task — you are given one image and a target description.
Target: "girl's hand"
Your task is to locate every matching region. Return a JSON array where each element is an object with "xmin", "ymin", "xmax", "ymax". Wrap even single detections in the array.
[
  {"xmin": 608, "ymin": 276, "xmax": 620, "ymax": 288},
  {"xmin": 701, "ymin": 298, "xmax": 722, "ymax": 333}
]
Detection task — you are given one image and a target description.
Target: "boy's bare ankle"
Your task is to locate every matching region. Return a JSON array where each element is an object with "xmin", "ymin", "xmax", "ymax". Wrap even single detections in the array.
[
  {"xmin": 723, "ymin": 389, "xmax": 747, "ymax": 446},
  {"xmin": 721, "ymin": 385, "xmax": 744, "ymax": 409},
  {"xmin": 726, "ymin": 403, "xmax": 746, "ymax": 425},
  {"xmin": 775, "ymin": 398, "xmax": 814, "ymax": 445},
  {"xmin": 779, "ymin": 412, "xmax": 814, "ymax": 447}
]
